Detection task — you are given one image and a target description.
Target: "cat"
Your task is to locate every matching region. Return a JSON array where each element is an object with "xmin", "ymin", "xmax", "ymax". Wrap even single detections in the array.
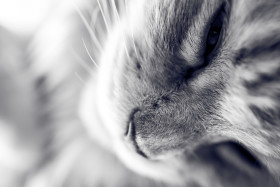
[
  {"xmin": 81, "ymin": 0, "xmax": 280, "ymax": 185},
  {"xmin": 1, "ymin": 0, "xmax": 280, "ymax": 186}
]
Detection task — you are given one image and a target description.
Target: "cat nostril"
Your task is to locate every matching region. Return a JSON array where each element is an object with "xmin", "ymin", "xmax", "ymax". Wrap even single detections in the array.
[
  {"xmin": 124, "ymin": 108, "xmax": 148, "ymax": 158},
  {"xmin": 125, "ymin": 107, "xmax": 141, "ymax": 137},
  {"xmin": 125, "ymin": 121, "xmax": 134, "ymax": 138}
]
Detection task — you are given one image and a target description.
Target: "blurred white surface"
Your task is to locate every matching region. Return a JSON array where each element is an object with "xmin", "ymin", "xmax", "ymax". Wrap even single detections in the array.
[{"xmin": 0, "ymin": 0, "xmax": 55, "ymax": 35}]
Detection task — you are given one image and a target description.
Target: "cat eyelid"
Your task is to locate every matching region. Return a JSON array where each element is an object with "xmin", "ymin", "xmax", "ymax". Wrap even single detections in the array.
[{"xmin": 203, "ymin": 2, "xmax": 227, "ymax": 58}]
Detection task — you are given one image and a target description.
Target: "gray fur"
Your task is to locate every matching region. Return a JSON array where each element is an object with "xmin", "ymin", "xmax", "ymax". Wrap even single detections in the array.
[{"xmin": 1, "ymin": 0, "xmax": 280, "ymax": 186}]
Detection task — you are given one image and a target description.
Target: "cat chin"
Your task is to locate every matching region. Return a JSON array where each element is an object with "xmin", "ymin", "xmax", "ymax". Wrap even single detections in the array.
[{"xmin": 116, "ymin": 138, "xmax": 188, "ymax": 185}]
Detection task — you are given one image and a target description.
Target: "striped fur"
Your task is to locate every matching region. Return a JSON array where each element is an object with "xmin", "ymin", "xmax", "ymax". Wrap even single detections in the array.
[{"xmin": 1, "ymin": 0, "xmax": 280, "ymax": 186}]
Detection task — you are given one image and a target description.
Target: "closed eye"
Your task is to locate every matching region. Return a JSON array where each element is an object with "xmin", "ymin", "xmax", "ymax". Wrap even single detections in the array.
[
  {"xmin": 205, "ymin": 4, "xmax": 226, "ymax": 57},
  {"xmin": 183, "ymin": 1, "xmax": 230, "ymax": 80}
]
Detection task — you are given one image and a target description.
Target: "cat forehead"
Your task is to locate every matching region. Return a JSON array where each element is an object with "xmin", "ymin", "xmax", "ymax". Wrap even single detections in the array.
[
  {"xmin": 145, "ymin": 0, "xmax": 203, "ymax": 49},
  {"xmin": 119, "ymin": 1, "xmax": 217, "ymax": 87},
  {"xmin": 130, "ymin": 0, "xmax": 222, "ymax": 52}
]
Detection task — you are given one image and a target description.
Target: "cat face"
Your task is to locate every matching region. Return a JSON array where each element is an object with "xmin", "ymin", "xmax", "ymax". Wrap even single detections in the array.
[{"xmin": 81, "ymin": 0, "xmax": 280, "ymax": 184}]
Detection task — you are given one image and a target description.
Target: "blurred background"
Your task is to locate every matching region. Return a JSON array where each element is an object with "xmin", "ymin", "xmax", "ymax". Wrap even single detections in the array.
[
  {"xmin": 0, "ymin": 1, "xmax": 146, "ymax": 186},
  {"xmin": 0, "ymin": 0, "xmax": 55, "ymax": 36},
  {"xmin": 0, "ymin": 1, "xmax": 51, "ymax": 186}
]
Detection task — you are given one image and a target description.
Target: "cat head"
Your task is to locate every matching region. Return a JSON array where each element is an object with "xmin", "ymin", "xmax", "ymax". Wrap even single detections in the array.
[{"xmin": 81, "ymin": 0, "xmax": 280, "ymax": 184}]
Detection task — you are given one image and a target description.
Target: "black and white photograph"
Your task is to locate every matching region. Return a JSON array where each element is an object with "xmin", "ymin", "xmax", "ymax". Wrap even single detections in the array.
[{"xmin": 0, "ymin": 0, "xmax": 279, "ymax": 186}]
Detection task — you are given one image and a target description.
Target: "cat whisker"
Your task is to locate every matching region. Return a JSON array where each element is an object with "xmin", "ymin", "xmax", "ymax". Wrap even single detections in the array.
[
  {"xmin": 123, "ymin": 42, "xmax": 130, "ymax": 60},
  {"xmin": 72, "ymin": 49, "xmax": 94, "ymax": 73},
  {"xmin": 82, "ymin": 38, "xmax": 99, "ymax": 68},
  {"xmin": 111, "ymin": 0, "xmax": 120, "ymax": 24},
  {"xmin": 124, "ymin": 0, "xmax": 138, "ymax": 57},
  {"xmin": 74, "ymin": 3, "xmax": 103, "ymax": 53},
  {"xmin": 97, "ymin": 0, "xmax": 110, "ymax": 33},
  {"xmin": 124, "ymin": 0, "xmax": 138, "ymax": 58},
  {"xmin": 112, "ymin": 0, "xmax": 129, "ymax": 60},
  {"xmin": 131, "ymin": 28, "xmax": 138, "ymax": 58},
  {"xmin": 102, "ymin": 0, "xmax": 113, "ymax": 26},
  {"xmin": 74, "ymin": 72, "xmax": 86, "ymax": 86},
  {"xmin": 90, "ymin": 6, "xmax": 100, "ymax": 29},
  {"xmin": 107, "ymin": 0, "xmax": 130, "ymax": 60}
]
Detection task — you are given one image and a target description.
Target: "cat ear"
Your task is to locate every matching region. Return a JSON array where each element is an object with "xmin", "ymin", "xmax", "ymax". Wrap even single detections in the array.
[{"xmin": 193, "ymin": 141, "xmax": 277, "ymax": 187}]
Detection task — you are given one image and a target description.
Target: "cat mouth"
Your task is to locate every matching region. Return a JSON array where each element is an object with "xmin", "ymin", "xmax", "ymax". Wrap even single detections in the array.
[
  {"xmin": 122, "ymin": 107, "xmax": 274, "ymax": 182},
  {"xmin": 124, "ymin": 115, "xmax": 267, "ymax": 172},
  {"xmin": 123, "ymin": 107, "xmax": 261, "ymax": 164},
  {"xmin": 123, "ymin": 111, "xmax": 276, "ymax": 185}
]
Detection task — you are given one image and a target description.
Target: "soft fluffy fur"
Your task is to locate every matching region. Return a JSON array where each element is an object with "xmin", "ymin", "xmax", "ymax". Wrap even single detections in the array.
[{"xmin": 1, "ymin": 0, "xmax": 280, "ymax": 186}]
